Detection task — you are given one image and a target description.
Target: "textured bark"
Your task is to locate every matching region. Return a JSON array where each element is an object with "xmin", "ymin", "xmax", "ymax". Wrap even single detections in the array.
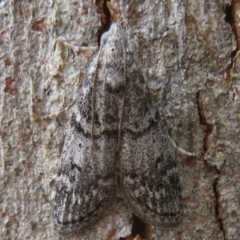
[{"xmin": 0, "ymin": 0, "xmax": 237, "ymax": 239}]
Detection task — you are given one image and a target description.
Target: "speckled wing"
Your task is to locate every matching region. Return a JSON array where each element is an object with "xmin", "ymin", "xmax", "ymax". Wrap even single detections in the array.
[
  {"xmin": 54, "ymin": 23, "xmax": 126, "ymax": 235},
  {"xmin": 54, "ymin": 124, "xmax": 117, "ymax": 235},
  {"xmin": 120, "ymin": 71, "xmax": 183, "ymax": 227}
]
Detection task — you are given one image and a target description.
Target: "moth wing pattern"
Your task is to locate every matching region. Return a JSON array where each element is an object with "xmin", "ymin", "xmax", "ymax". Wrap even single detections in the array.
[
  {"xmin": 54, "ymin": 23, "xmax": 126, "ymax": 235},
  {"xmin": 120, "ymin": 70, "xmax": 183, "ymax": 227},
  {"xmin": 54, "ymin": 20, "xmax": 183, "ymax": 236},
  {"xmin": 54, "ymin": 126, "xmax": 117, "ymax": 235}
]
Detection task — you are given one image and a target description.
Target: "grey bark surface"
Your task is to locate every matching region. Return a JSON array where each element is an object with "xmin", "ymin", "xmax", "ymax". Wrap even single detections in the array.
[{"xmin": 0, "ymin": 0, "xmax": 237, "ymax": 239}]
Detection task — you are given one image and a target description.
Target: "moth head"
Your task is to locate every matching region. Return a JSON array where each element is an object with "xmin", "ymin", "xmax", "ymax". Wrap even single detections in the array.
[
  {"xmin": 99, "ymin": 23, "xmax": 127, "ymax": 93},
  {"xmin": 100, "ymin": 23, "xmax": 126, "ymax": 62}
]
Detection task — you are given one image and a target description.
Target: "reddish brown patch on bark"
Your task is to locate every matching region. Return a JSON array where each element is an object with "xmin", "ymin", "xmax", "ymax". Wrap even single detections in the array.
[
  {"xmin": 32, "ymin": 18, "xmax": 44, "ymax": 31},
  {"xmin": 5, "ymin": 58, "xmax": 11, "ymax": 66},
  {"xmin": 4, "ymin": 77, "xmax": 16, "ymax": 95}
]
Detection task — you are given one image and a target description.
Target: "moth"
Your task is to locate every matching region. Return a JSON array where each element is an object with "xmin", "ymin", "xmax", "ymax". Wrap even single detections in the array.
[{"xmin": 54, "ymin": 23, "xmax": 182, "ymax": 235}]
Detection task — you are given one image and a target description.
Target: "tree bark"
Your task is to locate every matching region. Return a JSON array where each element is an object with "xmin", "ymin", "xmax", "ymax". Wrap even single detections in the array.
[{"xmin": 0, "ymin": 0, "xmax": 236, "ymax": 239}]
